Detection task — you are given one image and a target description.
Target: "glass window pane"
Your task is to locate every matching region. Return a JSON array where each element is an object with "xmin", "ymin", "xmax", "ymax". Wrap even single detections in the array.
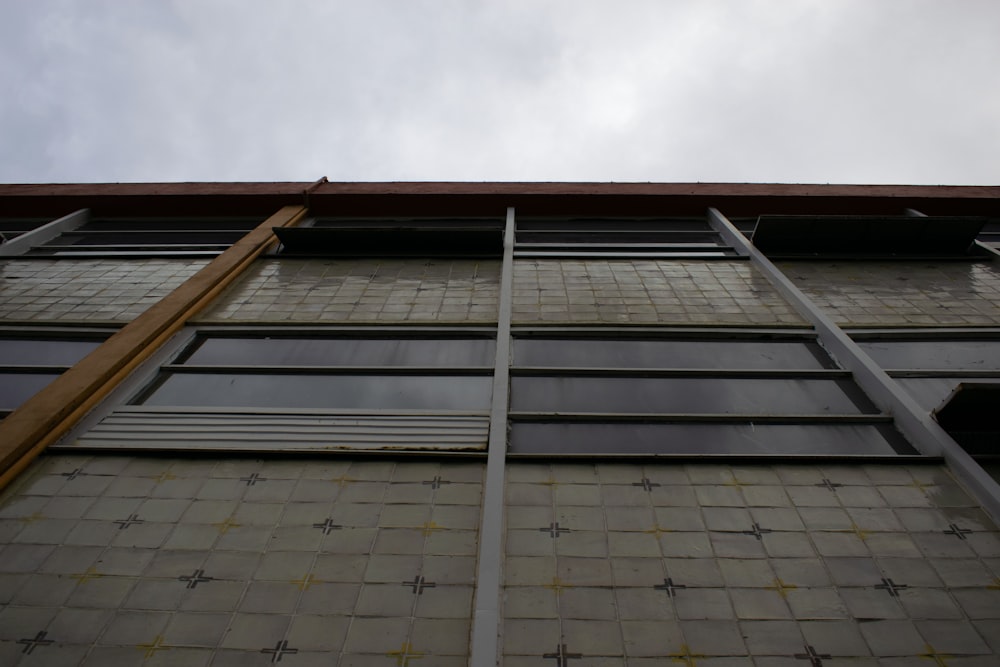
[
  {"xmin": 858, "ymin": 340, "xmax": 1000, "ymax": 371},
  {"xmin": 184, "ymin": 338, "xmax": 495, "ymax": 367},
  {"xmin": 140, "ymin": 374, "xmax": 492, "ymax": 410},
  {"xmin": 0, "ymin": 373, "xmax": 61, "ymax": 411},
  {"xmin": 894, "ymin": 377, "xmax": 966, "ymax": 412},
  {"xmin": 510, "ymin": 377, "xmax": 872, "ymax": 414},
  {"xmin": 510, "ymin": 422, "xmax": 911, "ymax": 455},
  {"xmin": 514, "ymin": 339, "xmax": 830, "ymax": 369},
  {"xmin": 0, "ymin": 339, "xmax": 102, "ymax": 365}
]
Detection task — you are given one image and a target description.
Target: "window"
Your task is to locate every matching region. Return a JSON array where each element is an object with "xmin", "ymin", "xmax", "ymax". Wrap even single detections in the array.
[
  {"xmin": 70, "ymin": 330, "xmax": 496, "ymax": 453},
  {"xmin": 273, "ymin": 218, "xmax": 504, "ymax": 257},
  {"xmin": 751, "ymin": 215, "xmax": 990, "ymax": 259},
  {"xmin": 514, "ymin": 217, "xmax": 736, "ymax": 258},
  {"xmin": 22, "ymin": 217, "xmax": 261, "ymax": 257},
  {"xmin": 508, "ymin": 331, "xmax": 912, "ymax": 456},
  {"xmin": 0, "ymin": 332, "xmax": 110, "ymax": 418}
]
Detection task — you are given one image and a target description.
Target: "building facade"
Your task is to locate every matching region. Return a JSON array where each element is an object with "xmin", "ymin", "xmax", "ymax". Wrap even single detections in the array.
[{"xmin": 1, "ymin": 182, "xmax": 999, "ymax": 666}]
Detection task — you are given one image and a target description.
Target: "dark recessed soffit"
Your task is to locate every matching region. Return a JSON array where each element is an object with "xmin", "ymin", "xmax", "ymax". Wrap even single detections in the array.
[
  {"xmin": 273, "ymin": 222, "xmax": 504, "ymax": 257},
  {"xmin": 752, "ymin": 215, "xmax": 987, "ymax": 257}
]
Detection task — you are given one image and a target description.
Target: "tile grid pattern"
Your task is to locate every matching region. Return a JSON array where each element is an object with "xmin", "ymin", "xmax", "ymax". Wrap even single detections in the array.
[
  {"xmin": 197, "ymin": 259, "xmax": 501, "ymax": 323},
  {"xmin": 0, "ymin": 455, "xmax": 483, "ymax": 666},
  {"xmin": 503, "ymin": 462, "xmax": 1000, "ymax": 666},
  {"xmin": 0, "ymin": 260, "xmax": 208, "ymax": 323},
  {"xmin": 780, "ymin": 261, "xmax": 1000, "ymax": 326},
  {"xmin": 512, "ymin": 260, "xmax": 806, "ymax": 325}
]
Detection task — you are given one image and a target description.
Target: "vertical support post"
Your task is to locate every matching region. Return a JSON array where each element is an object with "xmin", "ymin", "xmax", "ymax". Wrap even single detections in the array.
[
  {"xmin": 707, "ymin": 207, "xmax": 1000, "ymax": 521},
  {"xmin": 470, "ymin": 207, "xmax": 515, "ymax": 666}
]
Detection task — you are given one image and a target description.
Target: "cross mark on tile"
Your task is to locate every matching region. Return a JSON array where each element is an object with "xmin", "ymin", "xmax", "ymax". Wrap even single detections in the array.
[
  {"xmin": 643, "ymin": 524, "xmax": 671, "ymax": 536},
  {"xmin": 137, "ymin": 635, "xmax": 171, "ymax": 659},
  {"xmin": 767, "ymin": 578, "xmax": 798, "ymax": 599},
  {"xmin": 261, "ymin": 640, "xmax": 299, "ymax": 663},
  {"xmin": 388, "ymin": 642, "xmax": 424, "ymax": 666},
  {"xmin": 920, "ymin": 643, "xmax": 952, "ymax": 667},
  {"xmin": 632, "ymin": 478, "xmax": 660, "ymax": 491},
  {"xmin": 539, "ymin": 522, "xmax": 571, "ymax": 538},
  {"xmin": 60, "ymin": 468, "xmax": 87, "ymax": 480},
  {"xmin": 212, "ymin": 516, "xmax": 241, "ymax": 534},
  {"xmin": 113, "ymin": 513, "xmax": 144, "ymax": 530},
  {"xmin": 943, "ymin": 523, "xmax": 972, "ymax": 540},
  {"xmin": 178, "ymin": 569, "xmax": 214, "ymax": 588},
  {"xmin": 313, "ymin": 518, "xmax": 343, "ymax": 535},
  {"xmin": 540, "ymin": 477, "xmax": 561, "ymax": 488},
  {"xmin": 741, "ymin": 522, "xmax": 773, "ymax": 540},
  {"xmin": 794, "ymin": 644, "xmax": 831, "ymax": 666},
  {"xmin": 667, "ymin": 644, "xmax": 705, "ymax": 666},
  {"xmin": 72, "ymin": 567, "xmax": 103, "ymax": 584},
  {"xmin": 422, "ymin": 476, "xmax": 451, "ymax": 489},
  {"xmin": 419, "ymin": 521, "xmax": 445, "ymax": 536},
  {"xmin": 240, "ymin": 473, "xmax": 267, "ymax": 486},
  {"xmin": 293, "ymin": 574, "xmax": 319, "ymax": 591},
  {"xmin": 816, "ymin": 478, "xmax": 843, "ymax": 491},
  {"xmin": 329, "ymin": 474, "xmax": 357, "ymax": 487},
  {"xmin": 653, "ymin": 577, "xmax": 687, "ymax": 598},
  {"xmin": 543, "ymin": 644, "xmax": 583, "ymax": 667},
  {"xmin": 17, "ymin": 631, "xmax": 53, "ymax": 655},
  {"xmin": 154, "ymin": 471, "xmax": 177, "ymax": 483},
  {"xmin": 543, "ymin": 577, "xmax": 571, "ymax": 595},
  {"xmin": 875, "ymin": 578, "xmax": 908, "ymax": 597},
  {"xmin": 402, "ymin": 575, "xmax": 436, "ymax": 594}
]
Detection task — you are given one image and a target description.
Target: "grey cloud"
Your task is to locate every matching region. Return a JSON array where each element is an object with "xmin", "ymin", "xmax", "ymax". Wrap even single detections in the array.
[{"xmin": 0, "ymin": 0, "xmax": 997, "ymax": 184}]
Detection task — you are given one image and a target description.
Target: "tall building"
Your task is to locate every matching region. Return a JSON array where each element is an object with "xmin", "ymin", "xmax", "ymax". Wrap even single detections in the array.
[{"xmin": 1, "ymin": 181, "xmax": 999, "ymax": 666}]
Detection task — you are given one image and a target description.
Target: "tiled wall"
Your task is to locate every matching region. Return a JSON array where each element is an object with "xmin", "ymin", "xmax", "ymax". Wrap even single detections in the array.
[
  {"xmin": 0, "ymin": 455, "xmax": 483, "ymax": 666},
  {"xmin": 197, "ymin": 259, "xmax": 500, "ymax": 324},
  {"xmin": 513, "ymin": 260, "xmax": 806, "ymax": 325},
  {"xmin": 0, "ymin": 260, "xmax": 208, "ymax": 324},
  {"xmin": 504, "ymin": 462, "xmax": 1000, "ymax": 665},
  {"xmin": 780, "ymin": 261, "xmax": 1000, "ymax": 327}
]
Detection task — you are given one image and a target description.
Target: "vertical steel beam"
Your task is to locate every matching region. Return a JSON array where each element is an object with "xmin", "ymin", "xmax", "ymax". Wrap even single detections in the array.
[
  {"xmin": 470, "ymin": 207, "xmax": 515, "ymax": 666},
  {"xmin": 0, "ymin": 208, "xmax": 89, "ymax": 256},
  {"xmin": 708, "ymin": 207, "xmax": 1000, "ymax": 521}
]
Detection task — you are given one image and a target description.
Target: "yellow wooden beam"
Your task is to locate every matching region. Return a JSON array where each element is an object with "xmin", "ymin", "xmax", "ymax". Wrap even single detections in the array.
[{"xmin": 0, "ymin": 205, "xmax": 307, "ymax": 490}]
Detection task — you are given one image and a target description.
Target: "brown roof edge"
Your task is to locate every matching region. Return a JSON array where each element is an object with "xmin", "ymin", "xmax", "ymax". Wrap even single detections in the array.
[{"xmin": 1, "ymin": 182, "xmax": 997, "ymax": 218}]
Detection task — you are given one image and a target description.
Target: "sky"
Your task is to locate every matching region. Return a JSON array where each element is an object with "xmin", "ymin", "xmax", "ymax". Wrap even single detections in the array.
[{"xmin": 1, "ymin": 0, "xmax": 998, "ymax": 185}]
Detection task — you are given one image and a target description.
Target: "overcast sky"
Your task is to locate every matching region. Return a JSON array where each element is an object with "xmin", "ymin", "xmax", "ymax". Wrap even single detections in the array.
[{"xmin": 2, "ymin": 1, "xmax": 998, "ymax": 185}]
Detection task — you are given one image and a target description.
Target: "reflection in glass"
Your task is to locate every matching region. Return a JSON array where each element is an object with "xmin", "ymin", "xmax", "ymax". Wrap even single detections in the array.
[
  {"xmin": 858, "ymin": 340, "xmax": 1000, "ymax": 371},
  {"xmin": 140, "ymin": 374, "xmax": 492, "ymax": 411},
  {"xmin": 514, "ymin": 339, "xmax": 830, "ymax": 369},
  {"xmin": 510, "ymin": 422, "xmax": 911, "ymax": 455},
  {"xmin": 0, "ymin": 339, "xmax": 102, "ymax": 365},
  {"xmin": 510, "ymin": 377, "xmax": 872, "ymax": 414},
  {"xmin": 184, "ymin": 337, "xmax": 495, "ymax": 367},
  {"xmin": 0, "ymin": 373, "xmax": 62, "ymax": 411}
]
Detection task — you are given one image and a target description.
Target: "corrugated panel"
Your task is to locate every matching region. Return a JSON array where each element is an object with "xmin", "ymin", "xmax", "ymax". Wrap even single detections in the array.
[{"xmin": 64, "ymin": 407, "xmax": 489, "ymax": 452}]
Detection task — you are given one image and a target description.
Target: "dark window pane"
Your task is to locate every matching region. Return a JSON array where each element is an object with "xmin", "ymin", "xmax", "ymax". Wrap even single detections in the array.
[
  {"xmin": 510, "ymin": 422, "xmax": 911, "ymax": 455},
  {"xmin": 0, "ymin": 339, "xmax": 102, "ymax": 365},
  {"xmin": 140, "ymin": 374, "xmax": 492, "ymax": 410},
  {"xmin": 0, "ymin": 373, "xmax": 61, "ymax": 411},
  {"xmin": 858, "ymin": 340, "xmax": 1000, "ymax": 371},
  {"xmin": 894, "ymin": 377, "xmax": 966, "ymax": 411},
  {"xmin": 514, "ymin": 339, "xmax": 830, "ymax": 369},
  {"xmin": 184, "ymin": 338, "xmax": 495, "ymax": 367},
  {"xmin": 510, "ymin": 377, "xmax": 872, "ymax": 414}
]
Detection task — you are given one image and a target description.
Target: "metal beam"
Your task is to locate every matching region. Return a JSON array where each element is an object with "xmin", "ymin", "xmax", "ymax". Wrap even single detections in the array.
[
  {"xmin": 708, "ymin": 207, "xmax": 1000, "ymax": 522},
  {"xmin": 0, "ymin": 208, "xmax": 88, "ymax": 256},
  {"xmin": 470, "ymin": 207, "xmax": 514, "ymax": 667}
]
